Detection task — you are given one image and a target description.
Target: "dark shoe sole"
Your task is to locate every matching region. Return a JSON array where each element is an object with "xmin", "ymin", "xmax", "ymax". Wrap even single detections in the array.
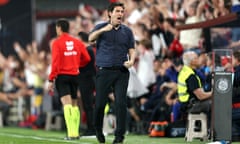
[
  {"xmin": 112, "ymin": 139, "xmax": 124, "ymax": 144},
  {"xmin": 96, "ymin": 132, "xmax": 105, "ymax": 143},
  {"xmin": 112, "ymin": 136, "xmax": 124, "ymax": 144}
]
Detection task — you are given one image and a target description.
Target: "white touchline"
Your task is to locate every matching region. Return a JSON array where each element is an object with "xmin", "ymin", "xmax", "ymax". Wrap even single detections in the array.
[
  {"xmin": 0, "ymin": 132, "xmax": 195, "ymax": 144},
  {"xmin": 0, "ymin": 133, "xmax": 92, "ymax": 144}
]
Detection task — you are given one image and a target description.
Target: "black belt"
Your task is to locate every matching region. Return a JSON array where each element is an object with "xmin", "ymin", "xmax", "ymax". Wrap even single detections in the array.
[{"xmin": 98, "ymin": 66, "xmax": 123, "ymax": 70}]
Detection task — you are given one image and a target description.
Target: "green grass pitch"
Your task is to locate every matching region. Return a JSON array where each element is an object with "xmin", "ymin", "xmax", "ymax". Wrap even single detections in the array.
[{"xmin": 0, "ymin": 127, "xmax": 239, "ymax": 144}]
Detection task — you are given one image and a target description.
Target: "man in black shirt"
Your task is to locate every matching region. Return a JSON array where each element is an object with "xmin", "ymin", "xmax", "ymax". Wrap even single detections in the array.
[
  {"xmin": 78, "ymin": 32, "xmax": 96, "ymax": 136},
  {"xmin": 89, "ymin": 2, "xmax": 136, "ymax": 144}
]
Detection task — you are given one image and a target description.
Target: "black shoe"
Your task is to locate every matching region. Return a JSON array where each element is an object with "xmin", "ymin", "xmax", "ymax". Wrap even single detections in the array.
[
  {"xmin": 96, "ymin": 131, "xmax": 105, "ymax": 143},
  {"xmin": 112, "ymin": 136, "xmax": 124, "ymax": 144}
]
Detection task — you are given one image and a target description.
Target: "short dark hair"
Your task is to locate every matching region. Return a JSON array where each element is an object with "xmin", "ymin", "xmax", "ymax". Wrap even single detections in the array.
[
  {"xmin": 233, "ymin": 51, "xmax": 240, "ymax": 62},
  {"xmin": 56, "ymin": 18, "xmax": 69, "ymax": 32},
  {"xmin": 78, "ymin": 31, "xmax": 89, "ymax": 43},
  {"xmin": 173, "ymin": 57, "xmax": 183, "ymax": 67},
  {"xmin": 107, "ymin": 2, "xmax": 124, "ymax": 13}
]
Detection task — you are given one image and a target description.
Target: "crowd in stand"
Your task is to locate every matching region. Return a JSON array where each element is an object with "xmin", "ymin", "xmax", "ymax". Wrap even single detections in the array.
[{"xmin": 0, "ymin": 0, "xmax": 240, "ymax": 136}]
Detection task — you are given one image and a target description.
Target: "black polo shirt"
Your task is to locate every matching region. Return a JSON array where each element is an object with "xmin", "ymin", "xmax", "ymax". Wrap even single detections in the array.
[
  {"xmin": 91, "ymin": 22, "xmax": 135, "ymax": 67},
  {"xmin": 79, "ymin": 45, "xmax": 96, "ymax": 77}
]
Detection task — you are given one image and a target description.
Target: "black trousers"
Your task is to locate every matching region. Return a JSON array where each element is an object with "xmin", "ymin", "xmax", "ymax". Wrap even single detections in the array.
[
  {"xmin": 78, "ymin": 75, "xmax": 95, "ymax": 131},
  {"xmin": 94, "ymin": 67, "xmax": 129, "ymax": 137}
]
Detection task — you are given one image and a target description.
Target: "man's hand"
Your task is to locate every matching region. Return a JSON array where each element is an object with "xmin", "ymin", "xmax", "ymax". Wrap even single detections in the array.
[
  {"xmin": 123, "ymin": 60, "xmax": 134, "ymax": 68},
  {"xmin": 0, "ymin": 93, "xmax": 12, "ymax": 105},
  {"xmin": 89, "ymin": 24, "xmax": 113, "ymax": 42},
  {"xmin": 48, "ymin": 81, "xmax": 54, "ymax": 93}
]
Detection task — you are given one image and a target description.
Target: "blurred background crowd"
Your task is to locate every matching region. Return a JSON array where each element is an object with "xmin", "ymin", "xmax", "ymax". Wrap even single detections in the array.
[{"xmin": 0, "ymin": 0, "xmax": 240, "ymax": 136}]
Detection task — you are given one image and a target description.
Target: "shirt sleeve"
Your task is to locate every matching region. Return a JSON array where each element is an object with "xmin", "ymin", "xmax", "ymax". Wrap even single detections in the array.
[
  {"xmin": 128, "ymin": 28, "xmax": 135, "ymax": 49},
  {"xmin": 48, "ymin": 40, "xmax": 60, "ymax": 81},
  {"xmin": 186, "ymin": 74, "xmax": 201, "ymax": 92},
  {"xmin": 90, "ymin": 22, "xmax": 107, "ymax": 33}
]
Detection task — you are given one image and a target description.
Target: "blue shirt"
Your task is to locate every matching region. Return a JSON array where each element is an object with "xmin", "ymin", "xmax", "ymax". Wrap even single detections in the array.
[
  {"xmin": 166, "ymin": 66, "xmax": 178, "ymax": 83},
  {"xmin": 91, "ymin": 22, "xmax": 135, "ymax": 67}
]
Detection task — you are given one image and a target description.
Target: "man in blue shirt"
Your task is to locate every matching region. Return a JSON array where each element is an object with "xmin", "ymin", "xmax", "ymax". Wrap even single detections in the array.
[{"xmin": 89, "ymin": 2, "xmax": 136, "ymax": 144}]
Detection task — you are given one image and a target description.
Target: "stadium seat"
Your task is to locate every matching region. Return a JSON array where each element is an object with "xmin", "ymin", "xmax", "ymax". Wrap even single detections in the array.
[{"xmin": 185, "ymin": 113, "xmax": 208, "ymax": 142}]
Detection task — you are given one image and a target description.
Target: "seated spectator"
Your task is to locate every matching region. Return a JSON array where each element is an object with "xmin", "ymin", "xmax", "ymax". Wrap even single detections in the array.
[
  {"xmin": 149, "ymin": 80, "xmax": 178, "ymax": 122},
  {"xmin": 140, "ymin": 58, "xmax": 172, "ymax": 112},
  {"xmin": 177, "ymin": 51, "xmax": 212, "ymax": 124},
  {"xmin": 165, "ymin": 58, "xmax": 183, "ymax": 121}
]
